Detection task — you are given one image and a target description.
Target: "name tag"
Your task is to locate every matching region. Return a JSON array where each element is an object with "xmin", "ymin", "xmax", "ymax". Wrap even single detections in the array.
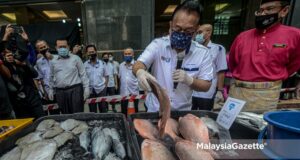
[{"xmin": 273, "ymin": 43, "xmax": 287, "ymax": 48}]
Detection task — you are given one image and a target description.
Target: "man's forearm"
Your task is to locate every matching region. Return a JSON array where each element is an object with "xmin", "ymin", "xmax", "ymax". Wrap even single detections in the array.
[
  {"xmin": 132, "ymin": 61, "xmax": 146, "ymax": 76},
  {"xmin": 0, "ymin": 62, "xmax": 11, "ymax": 78},
  {"xmin": 217, "ymin": 72, "xmax": 225, "ymax": 90},
  {"xmin": 190, "ymin": 78, "xmax": 211, "ymax": 92}
]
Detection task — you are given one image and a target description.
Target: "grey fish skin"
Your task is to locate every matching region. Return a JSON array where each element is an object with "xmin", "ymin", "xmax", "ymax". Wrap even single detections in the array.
[
  {"xmin": 0, "ymin": 146, "xmax": 21, "ymax": 160},
  {"xmin": 104, "ymin": 152, "xmax": 121, "ymax": 160},
  {"xmin": 79, "ymin": 130, "xmax": 90, "ymax": 152},
  {"xmin": 42, "ymin": 126, "xmax": 64, "ymax": 139},
  {"xmin": 107, "ymin": 128, "xmax": 126, "ymax": 159},
  {"xmin": 54, "ymin": 132, "xmax": 74, "ymax": 147},
  {"xmin": 36, "ymin": 119, "xmax": 57, "ymax": 131},
  {"xmin": 72, "ymin": 121, "xmax": 89, "ymax": 135},
  {"xmin": 60, "ymin": 119, "xmax": 80, "ymax": 131},
  {"xmin": 16, "ymin": 132, "xmax": 43, "ymax": 147},
  {"xmin": 20, "ymin": 140, "xmax": 57, "ymax": 160},
  {"xmin": 92, "ymin": 127, "xmax": 112, "ymax": 160}
]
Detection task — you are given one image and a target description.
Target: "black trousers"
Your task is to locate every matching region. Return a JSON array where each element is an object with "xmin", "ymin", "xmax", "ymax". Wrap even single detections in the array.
[
  {"xmin": 121, "ymin": 99, "xmax": 139, "ymax": 116},
  {"xmin": 106, "ymin": 87, "xmax": 116, "ymax": 111},
  {"xmin": 192, "ymin": 96, "xmax": 214, "ymax": 111},
  {"xmin": 89, "ymin": 88, "xmax": 107, "ymax": 113},
  {"xmin": 56, "ymin": 84, "xmax": 84, "ymax": 114}
]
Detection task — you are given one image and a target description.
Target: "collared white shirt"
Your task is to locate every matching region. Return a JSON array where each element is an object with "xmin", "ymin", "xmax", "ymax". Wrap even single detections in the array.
[
  {"xmin": 49, "ymin": 54, "xmax": 89, "ymax": 89},
  {"xmin": 35, "ymin": 56, "xmax": 51, "ymax": 94},
  {"xmin": 193, "ymin": 41, "xmax": 228, "ymax": 98},
  {"xmin": 119, "ymin": 60, "xmax": 139, "ymax": 96},
  {"xmin": 84, "ymin": 59, "xmax": 108, "ymax": 94},
  {"xmin": 104, "ymin": 62, "xmax": 117, "ymax": 87},
  {"xmin": 138, "ymin": 36, "xmax": 214, "ymax": 112}
]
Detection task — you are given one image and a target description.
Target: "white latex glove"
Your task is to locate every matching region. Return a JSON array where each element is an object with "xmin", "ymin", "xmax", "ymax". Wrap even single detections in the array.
[
  {"xmin": 215, "ymin": 90, "xmax": 224, "ymax": 103},
  {"xmin": 172, "ymin": 69, "xmax": 193, "ymax": 86},
  {"xmin": 136, "ymin": 69, "xmax": 157, "ymax": 91},
  {"xmin": 48, "ymin": 89, "xmax": 54, "ymax": 101},
  {"xmin": 84, "ymin": 88, "xmax": 90, "ymax": 101}
]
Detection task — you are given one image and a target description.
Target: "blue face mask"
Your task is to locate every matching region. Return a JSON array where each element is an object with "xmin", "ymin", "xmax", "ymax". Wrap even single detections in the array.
[
  {"xmin": 195, "ymin": 33, "xmax": 205, "ymax": 44},
  {"xmin": 124, "ymin": 56, "xmax": 133, "ymax": 63},
  {"xmin": 170, "ymin": 31, "xmax": 193, "ymax": 50},
  {"xmin": 57, "ymin": 48, "xmax": 69, "ymax": 57}
]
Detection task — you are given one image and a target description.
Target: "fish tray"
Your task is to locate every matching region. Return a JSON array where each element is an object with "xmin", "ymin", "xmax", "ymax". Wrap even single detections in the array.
[
  {"xmin": 0, "ymin": 118, "xmax": 34, "ymax": 141},
  {"xmin": 0, "ymin": 113, "xmax": 138, "ymax": 160},
  {"xmin": 128, "ymin": 111, "xmax": 266, "ymax": 160}
]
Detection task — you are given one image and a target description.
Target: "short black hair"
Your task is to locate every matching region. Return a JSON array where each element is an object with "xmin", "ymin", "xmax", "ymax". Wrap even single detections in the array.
[
  {"xmin": 85, "ymin": 44, "xmax": 97, "ymax": 52},
  {"xmin": 55, "ymin": 38, "xmax": 68, "ymax": 45},
  {"xmin": 102, "ymin": 52, "xmax": 109, "ymax": 58},
  {"xmin": 280, "ymin": 1, "xmax": 290, "ymax": 7},
  {"xmin": 171, "ymin": 0, "xmax": 203, "ymax": 24}
]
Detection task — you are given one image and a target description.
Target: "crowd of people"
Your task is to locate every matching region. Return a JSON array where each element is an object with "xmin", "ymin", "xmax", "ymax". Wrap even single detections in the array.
[{"xmin": 1, "ymin": 0, "xmax": 300, "ymax": 120}]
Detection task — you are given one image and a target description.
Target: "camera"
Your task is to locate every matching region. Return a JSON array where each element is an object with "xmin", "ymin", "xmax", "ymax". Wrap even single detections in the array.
[{"xmin": 10, "ymin": 25, "xmax": 23, "ymax": 34}]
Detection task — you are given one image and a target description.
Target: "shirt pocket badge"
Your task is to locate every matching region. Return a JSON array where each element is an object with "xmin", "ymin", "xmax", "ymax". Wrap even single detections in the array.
[{"xmin": 273, "ymin": 43, "xmax": 287, "ymax": 48}]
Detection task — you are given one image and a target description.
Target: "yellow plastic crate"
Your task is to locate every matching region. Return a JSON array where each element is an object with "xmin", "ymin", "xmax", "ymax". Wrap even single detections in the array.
[{"xmin": 0, "ymin": 118, "xmax": 34, "ymax": 141}]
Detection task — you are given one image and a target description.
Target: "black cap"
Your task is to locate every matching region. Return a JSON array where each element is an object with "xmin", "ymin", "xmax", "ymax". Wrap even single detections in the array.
[{"xmin": 261, "ymin": 0, "xmax": 290, "ymax": 5}]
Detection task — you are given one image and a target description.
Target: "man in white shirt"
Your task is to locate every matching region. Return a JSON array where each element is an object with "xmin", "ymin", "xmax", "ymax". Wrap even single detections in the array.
[
  {"xmin": 133, "ymin": 0, "xmax": 213, "ymax": 112},
  {"xmin": 84, "ymin": 45, "xmax": 108, "ymax": 113},
  {"xmin": 192, "ymin": 24, "xmax": 228, "ymax": 110},
  {"xmin": 119, "ymin": 48, "xmax": 139, "ymax": 115},
  {"xmin": 103, "ymin": 52, "xmax": 118, "ymax": 112}
]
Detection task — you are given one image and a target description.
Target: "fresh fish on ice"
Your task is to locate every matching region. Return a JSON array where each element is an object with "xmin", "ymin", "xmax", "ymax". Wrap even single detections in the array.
[
  {"xmin": 175, "ymin": 140, "xmax": 214, "ymax": 160},
  {"xmin": 141, "ymin": 139, "xmax": 176, "ymax": 160},
  {"xmin": 60, "ymin": 119, "xmax": 80, "ymax": 131},
  {"xmin": 20, "ymin": 140, "xmax": 57, "ymax": 160},
  {"xmin": 0, "ymin": 146, "xmax": 22, "ymax": 160},
  {"xmin": 72, "ymin": 121, "xmax": 89, "ymax": 135},
  {"xmin": 54, "ymin": 132, "xmax": 74, "ymax": 147},
  {"xmin": 103, "ymin": 128, "xmax": 126, "ymax": 159},
  {"xmin": 16, "ymin": 132, "xmax": 43, "ymax": 146},
  {"xmin": 134, "ymin": 119, "xmax": 159, "ymax": 140},
  {"xmin": 148, "ymin": 79, "xmax": 171, "ymax": 138},
  {"xmin": 36, "ymin": 119, "xmax": 57, "ymax": 131},
  {"xmin": 92, "ymin": 127, "xmax": 112, "ymax": 159},
  {"xmin": 79, "ymin": 130, "xmax": 90, "ymax": 152},
  {"xmin": 42, "ymin": 126, "xmax": 64, "ymax": 139}
]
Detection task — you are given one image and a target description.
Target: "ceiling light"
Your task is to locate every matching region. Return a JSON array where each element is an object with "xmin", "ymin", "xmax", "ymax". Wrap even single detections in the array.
[
  {"xmin": 62, "ymin": 19, "xmax": 66, "ymax": 23},
  {"xmin": 43, "ymin": 10, "xmax": 68, "ymax": 19},
  {"xmin": 215, "ymin": 3, "xmax": 229, "ymax": 12},
  {"xmin": 77, "ymin": 18, "xmax": 80, "ymax": 22},
  {"xmin": 163, "ymin": 5, "xmax": 177, "ymax": 15},
  {"xmin": 78, "ymin": 23, "xmax": 81, "ymax": 27},
  {"xmin": 2, "ymin": 13, "xmax": 16, "ymax": 21}
]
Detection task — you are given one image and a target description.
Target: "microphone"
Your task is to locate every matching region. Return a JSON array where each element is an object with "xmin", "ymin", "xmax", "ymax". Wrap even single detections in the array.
[{"xmin": 174, "ymin": 52, "xmax": 185, "ymax": 89}]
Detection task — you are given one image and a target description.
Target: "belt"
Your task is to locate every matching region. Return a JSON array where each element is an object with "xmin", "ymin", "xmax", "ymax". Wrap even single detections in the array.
[
  {"xmin": 233, "ymin": 80, "xmax": 282, "ymax": 89},
  {"xmin": 56, "ymin": 83, "xmax": 82, "ymax": 90}
]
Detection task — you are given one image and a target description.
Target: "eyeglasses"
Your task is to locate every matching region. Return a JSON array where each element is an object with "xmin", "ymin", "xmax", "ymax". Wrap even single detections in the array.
[
  {"xmin": 255, "ymin": 5, "xmax": 282, "ymax": 15},
  {"xmin": 171, "ymin": 27, "xmax": 196, "ymax": 36}
]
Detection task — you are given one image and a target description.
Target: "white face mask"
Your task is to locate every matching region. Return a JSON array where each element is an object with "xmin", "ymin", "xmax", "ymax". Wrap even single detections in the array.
[
  {"xmin": 195, "ymin": 33, "xmax": 205, "ymax": 44},
  {"xmin": 109, "ymin": 57, "xmax": 113, "ymax": 61}
]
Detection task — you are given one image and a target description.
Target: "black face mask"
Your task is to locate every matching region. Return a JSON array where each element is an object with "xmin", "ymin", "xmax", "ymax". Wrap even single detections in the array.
[
  {"xmin": 255, "ymin": 13, "xmax": 279, "ymax": 30},
  {"xmin": 40, "ymin": 48, "xmax": 48, "ymax": 55},
  {"xmin": 90, "ymin": 54, "xmax": 97, "ymax": 60},
  {"xmin": 103, "ymin": 59, "xmax": 109, "ymax": 63}
]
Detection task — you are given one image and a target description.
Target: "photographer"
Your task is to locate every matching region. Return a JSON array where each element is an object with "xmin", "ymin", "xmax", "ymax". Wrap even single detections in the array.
[
  {"xmin": 1, "ymin": 24, "xmax": 45, "ymax": 119},
  {"xmin": 2, "ymin": 49, "xmax": 45, "ymax": 119}
]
